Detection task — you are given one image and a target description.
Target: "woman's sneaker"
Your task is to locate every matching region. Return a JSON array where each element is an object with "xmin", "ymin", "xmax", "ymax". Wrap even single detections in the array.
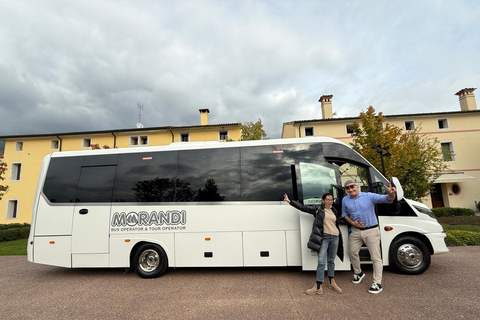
[
  {"xmin": 305, "ymin": 284, "xmax": 323, "ymax": 295},
  {"xmin": 368, "ymin": 283, "xmax": 383, "ymax": 294},
  {"xmin": 352, "ymin": 272, "xmax": 365, "ymax": 284}
]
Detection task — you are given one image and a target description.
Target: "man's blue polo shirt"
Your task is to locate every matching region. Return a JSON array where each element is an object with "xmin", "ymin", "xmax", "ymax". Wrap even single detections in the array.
[{"xmin": 341, "ymin": 192, "xmax": 393, "ymax": 227}]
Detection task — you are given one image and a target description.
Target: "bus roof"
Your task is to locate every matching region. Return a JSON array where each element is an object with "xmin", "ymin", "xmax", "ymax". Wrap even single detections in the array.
[{"xmin": 50, "ymin": 137, "xmax": 351, "ymax": 158}]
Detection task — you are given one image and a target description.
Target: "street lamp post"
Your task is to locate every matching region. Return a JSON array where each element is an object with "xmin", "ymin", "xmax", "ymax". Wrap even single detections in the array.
[{"xmin": 371, "ymin": 143, "xmax": 391, "ymax": 176}]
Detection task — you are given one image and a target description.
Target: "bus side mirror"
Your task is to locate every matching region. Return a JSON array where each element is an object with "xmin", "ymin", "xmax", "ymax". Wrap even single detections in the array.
[{"xmin": 390, "ymin": 177, "xmax": 404, "ymax": 201}]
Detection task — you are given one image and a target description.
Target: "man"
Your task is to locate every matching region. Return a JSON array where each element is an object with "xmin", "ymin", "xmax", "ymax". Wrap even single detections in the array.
[{"xmin": 341, "ymin": 180, "xmax": 396, "ymax": 294}]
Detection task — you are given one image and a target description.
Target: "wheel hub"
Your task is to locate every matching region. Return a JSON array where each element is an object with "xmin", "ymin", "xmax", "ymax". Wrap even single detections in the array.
[
  {"xmin": 397, "ymin": 244, "xmax": 423, "ymax": 268},
  {"xmin": 139, "ymin": 249, "xmax": 160, "ymax": 272}
]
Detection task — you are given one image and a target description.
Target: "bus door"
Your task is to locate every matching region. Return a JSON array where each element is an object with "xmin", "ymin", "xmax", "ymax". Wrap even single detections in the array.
[
  {"xmin": 72, "ymin": 165, "xmax": 116, "ymax": 260},
  {"xmin": 296, "ymin": 162, "xmax": 350, "ymax": 271}
]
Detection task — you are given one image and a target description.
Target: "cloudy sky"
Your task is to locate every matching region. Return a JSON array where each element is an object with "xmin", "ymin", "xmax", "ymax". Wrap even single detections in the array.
[{"xmin": 1, "ymin": 0, "xmax": 479, "ymax": 139}]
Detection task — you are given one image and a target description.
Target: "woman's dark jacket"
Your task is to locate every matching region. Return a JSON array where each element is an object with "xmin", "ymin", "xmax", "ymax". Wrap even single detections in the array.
[{"xmin": 289, "ymin": 200, "xmax": 344, "ymax": 261}]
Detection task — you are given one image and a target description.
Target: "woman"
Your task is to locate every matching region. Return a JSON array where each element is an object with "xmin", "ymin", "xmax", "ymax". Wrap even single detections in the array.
[{"xmin": 284, "ymin": 192, "xmax": 343, "ymax": 295}]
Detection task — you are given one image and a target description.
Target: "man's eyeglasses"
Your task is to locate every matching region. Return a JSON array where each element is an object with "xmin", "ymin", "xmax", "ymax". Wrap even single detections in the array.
[{"xmin": 345, "ymin": 185, "xmax": 357, "ymax": 190}]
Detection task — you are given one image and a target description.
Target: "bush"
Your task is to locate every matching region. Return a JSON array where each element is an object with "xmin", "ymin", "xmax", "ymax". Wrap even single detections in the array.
[
  {"xmin": 19, "ymin": 227, "xmax": 30, "ymax": 239},
  {"xmin": 477, "ymin": 201, "xmax": 480, "ymax": 212},
  {"xmin": 445, "ymin": 230, "xmax": 480, "ymax": 246},
  {"xmin": 432, "ymin": 207, "xmax": 474, "ymax": 218},
  {"xmin": 0, "ymin": 228, "xmax": 20, "ymax": 242},
  {"xmin": 0, "ymin": 223, "xmax": 30, "ymax": 242}
]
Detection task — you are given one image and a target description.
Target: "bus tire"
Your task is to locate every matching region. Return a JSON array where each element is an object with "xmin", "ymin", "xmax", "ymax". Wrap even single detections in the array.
[
  {"xmin": 389, "ymin": 236, "xmax": 430, "ymax": 275},
  {"xmin": 133, "ymin": 243, "xmax": 168, "ymax": 278}
]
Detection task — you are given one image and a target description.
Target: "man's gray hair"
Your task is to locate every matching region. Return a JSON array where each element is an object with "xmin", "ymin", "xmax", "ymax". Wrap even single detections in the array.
[{"xmin": 344, "ymin": 180, "xmax": 357, "ymax": 187}]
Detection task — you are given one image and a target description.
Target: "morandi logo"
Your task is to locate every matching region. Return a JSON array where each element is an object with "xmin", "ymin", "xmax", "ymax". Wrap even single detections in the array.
[{"xmin": 111, "ymin": 210, "xmax": 186, "ymax": 227}]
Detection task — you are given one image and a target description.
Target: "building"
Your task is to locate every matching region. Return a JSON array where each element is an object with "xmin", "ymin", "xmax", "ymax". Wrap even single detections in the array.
[
  {"xmin": 0, "ymin": 109, "xmax": 242, "ymax": 224},
  {"xmin": 282, "ymin": 88, "xmax": 480, "ymax": 210}
]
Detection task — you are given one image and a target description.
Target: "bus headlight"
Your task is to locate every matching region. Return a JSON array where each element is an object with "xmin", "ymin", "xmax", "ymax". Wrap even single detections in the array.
[{"xmin": 413, "ymin": 205, "xmax": 436, "ymax": 219}]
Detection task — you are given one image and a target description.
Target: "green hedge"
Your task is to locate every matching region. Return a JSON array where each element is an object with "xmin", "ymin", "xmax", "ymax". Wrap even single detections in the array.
[
  {"xmin": 0, "ymin": 223, "xmax": 30, "ymax": 242},
  {"xmin": 445, "ymin": 230, "xmax": 480, "ymax": 246},
  {"xmin": 432, "ymin": 207, "xmax": 474, "ymax": 218}
]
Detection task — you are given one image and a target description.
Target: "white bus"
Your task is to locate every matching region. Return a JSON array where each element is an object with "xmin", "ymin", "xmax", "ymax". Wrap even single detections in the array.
[{"xmin": 27, "ymin": 137, "xmax": 448, "ymax": 278}]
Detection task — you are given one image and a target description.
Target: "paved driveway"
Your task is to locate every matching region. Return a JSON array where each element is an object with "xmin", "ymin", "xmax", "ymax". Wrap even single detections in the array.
[{"xmin": 1, "ymin": 246, "xmax": 478, "ymax": 319}]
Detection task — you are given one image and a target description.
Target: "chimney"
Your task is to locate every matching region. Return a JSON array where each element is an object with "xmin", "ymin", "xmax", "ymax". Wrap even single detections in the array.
[
  {"xmin": 199, "ymin": 108, "xmax": 210, "ymax": 125},
  {"xmin": 319, "ymin": 95, "xmax": 333, "ymax": 119},
  {"xmin": 455, "ymin": 88, "xmax": 477, "ymax": 111}
]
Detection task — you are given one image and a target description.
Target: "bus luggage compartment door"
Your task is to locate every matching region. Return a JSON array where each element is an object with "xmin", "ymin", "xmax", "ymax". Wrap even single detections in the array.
[{"xmin": 243, "ymin": 231, "xmax": 287, "ymax": 266}]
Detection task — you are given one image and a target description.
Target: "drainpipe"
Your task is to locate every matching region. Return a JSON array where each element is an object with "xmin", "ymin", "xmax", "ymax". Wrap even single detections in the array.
[
  {"xmin": 111, "ymin": 132, "xmax": 117, "ymax": 148},
  {"xmin": 298, "ymin": 123, "xmax": 302, "ymax": 138},
  {"xmin": 169, "ymin": 130, "xmax": 174, "ymax": 143},
  {"xmin": 56, "ymin": 136, "xmax": 63, "ymax": 151}
]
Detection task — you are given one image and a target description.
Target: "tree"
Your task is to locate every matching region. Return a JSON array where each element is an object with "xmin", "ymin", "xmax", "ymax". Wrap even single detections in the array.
[
  {"xmin": 0, "ymin": 161, "xmax": 8, "ymax": 201},
  {"xmin": 240, "ymin": 119, "xmax": 268, "ymax": 141},
  {"xmin": 349, "ymin": 106, "xmax": 449, "ymax": 201}
]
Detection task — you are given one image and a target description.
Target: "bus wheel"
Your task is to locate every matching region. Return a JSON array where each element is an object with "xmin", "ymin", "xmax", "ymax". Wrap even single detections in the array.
[
  {"xmin": 389, "ymin": 236, "xmax": 430, "ymax": 275},
  {"xmin": 133, "ymin": 243, "xmax": 168, "ymax": 278}
]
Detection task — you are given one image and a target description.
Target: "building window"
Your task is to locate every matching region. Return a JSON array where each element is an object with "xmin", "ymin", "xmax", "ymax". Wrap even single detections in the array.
[
  {"xmin": 83, "ymin": 138, "xmax": 92, "ymax": 148},
  {"xmin": 16, "ymin": 141, "xmax": 23, "ymax": 151},
  {"xmin": 438, "ymin": 119, "xmax": 449, "ymax": 129},
  {"xmin": 451, "ymin": 183, "xmax": 461, "ymax": 195},
  {"xmin": 6, "ymin": 200, "xmax": 18, "ymax": 219},
  {"xmin": 180, "ymin": 133, "xmax": 189, "ymax": 142},
  {"xmin": 404, "ymin": 121, "xmax": 415, "ymax": 131},
  {"xmin": 441, "ymin": 142, "xmax": 455, "ymax": 162},
  {"xmin": 346, "ymin": 124, "xmax": 354, "ymax": 134},
  {"xmin": 130, "ymin": 135, "xmax": 149, "ymax": 146},
  {"xmin": 305, "ymin": 127, "xmax": 314, "ymax": 136},
  {"xmin": 51, "ymin": 139, "xmax": 59, "ymax": 149},
  {"xmin": 10, "ymin": 163, "xmax": 21, "ymax": 181},
  {"xmin": 219, "ymin": 131, "xmax": 228, "ymax": 141}
]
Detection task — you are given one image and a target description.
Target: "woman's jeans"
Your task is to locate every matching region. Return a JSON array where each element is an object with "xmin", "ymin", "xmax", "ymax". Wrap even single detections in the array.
[{"xmin": 316, "ymin": 233, "xmax": 339, "ymax": 283}]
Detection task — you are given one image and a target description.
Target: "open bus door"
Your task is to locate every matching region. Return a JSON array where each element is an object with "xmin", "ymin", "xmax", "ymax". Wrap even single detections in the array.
[{"xmin": 295, "ymin": 162, "xmax": 351, "ymax": 271}]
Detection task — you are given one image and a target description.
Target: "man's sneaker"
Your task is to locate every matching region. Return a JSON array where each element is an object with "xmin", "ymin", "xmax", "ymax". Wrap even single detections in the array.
[
  {"xmin": 368, "ymin": 283, "xmax": 383, "ymax": 294},
  {"xmin": 352, "ymin": 272, "xmax": 365, "ymax": 284}
]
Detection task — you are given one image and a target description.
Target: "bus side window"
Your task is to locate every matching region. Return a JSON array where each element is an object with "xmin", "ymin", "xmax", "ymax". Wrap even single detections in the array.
[
  {"xmin": 177, "ymin": 148, "xmax": 241, "ymax": 202},
  {"xmin": 113, "ymin": 151, "xmax": 178, "ymax": 202},
  {"xmin": 76, "ymin": 166, "xmax": 116, "ymax": 202},
  {"xmin": 43, "ymin": 157, "xmax": 83, "ymax": 203}
]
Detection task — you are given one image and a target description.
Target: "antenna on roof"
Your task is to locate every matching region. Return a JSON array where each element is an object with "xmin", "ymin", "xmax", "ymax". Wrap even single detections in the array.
[{"xmin": 136, "ymin": 103, "xmax": 144, "ymax": 128}]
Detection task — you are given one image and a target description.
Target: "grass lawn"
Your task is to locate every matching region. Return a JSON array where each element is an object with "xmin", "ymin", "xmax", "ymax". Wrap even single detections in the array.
[{"xmin": 0, "ymin": 238, "xmax": 28, "ymax": 256}]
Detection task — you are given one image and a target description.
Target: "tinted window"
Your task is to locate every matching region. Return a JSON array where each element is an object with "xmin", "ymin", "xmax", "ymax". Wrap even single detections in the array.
[
  {"xmin": 82, "ymin": 154, "xmax": 118, "ymax": 166},
  {"xmin": 75, "ymin": 166, "xmax": 116, "ymax": 202},
  {"xmin": 299, "ymin": 162, "xmax": 338, "ymax": 205},
  {"xmin": 241, "ymin": 144, "xmax": 323, "ymax": 201},
  {"xmin": 43, "ymin": 157, "xmax": 83, "ymax": 203},
  {"xmin": 176, "ymin": 148, "xmax": 241, "ymax": 201},
  {"xmin": 113, "ymin": 152, "xmax": 178, "ymax": 202}
]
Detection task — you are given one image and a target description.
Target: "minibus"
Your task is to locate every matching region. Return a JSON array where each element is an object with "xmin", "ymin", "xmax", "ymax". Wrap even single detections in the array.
[{"xmin": 27, "ymin": 137, "xmax": 448, "ymax": 278}]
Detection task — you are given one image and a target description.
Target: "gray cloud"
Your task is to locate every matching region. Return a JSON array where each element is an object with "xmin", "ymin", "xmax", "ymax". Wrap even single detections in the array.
[{"xmin": 0, "ymin": 0, "xmax": 479, "ymax": 139}]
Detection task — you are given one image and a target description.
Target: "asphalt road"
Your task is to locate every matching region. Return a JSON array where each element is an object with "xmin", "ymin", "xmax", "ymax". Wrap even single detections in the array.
[{"xmin": 1, "ymin": 246, "xmax": 478, "ymax": 320}]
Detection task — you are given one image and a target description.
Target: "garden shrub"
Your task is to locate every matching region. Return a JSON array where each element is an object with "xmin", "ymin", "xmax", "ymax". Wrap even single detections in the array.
[
  {"xmin": 0, "ymin": 224, "xmax": 31, "ymax": 242},
  {"xmin": 432, "ymin": 207, "xmax": 474, "ymax": 218},
  {"xmin": 445, "ymin": 230, "xmax": 480, "ymax": 246},
  {"xmin": 19, "ymin": 226, "xmax": 30, "ymax": 239},
  {"xmin": 0, "ymin": 228, "xmax": 20, "ymax": 242}
]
